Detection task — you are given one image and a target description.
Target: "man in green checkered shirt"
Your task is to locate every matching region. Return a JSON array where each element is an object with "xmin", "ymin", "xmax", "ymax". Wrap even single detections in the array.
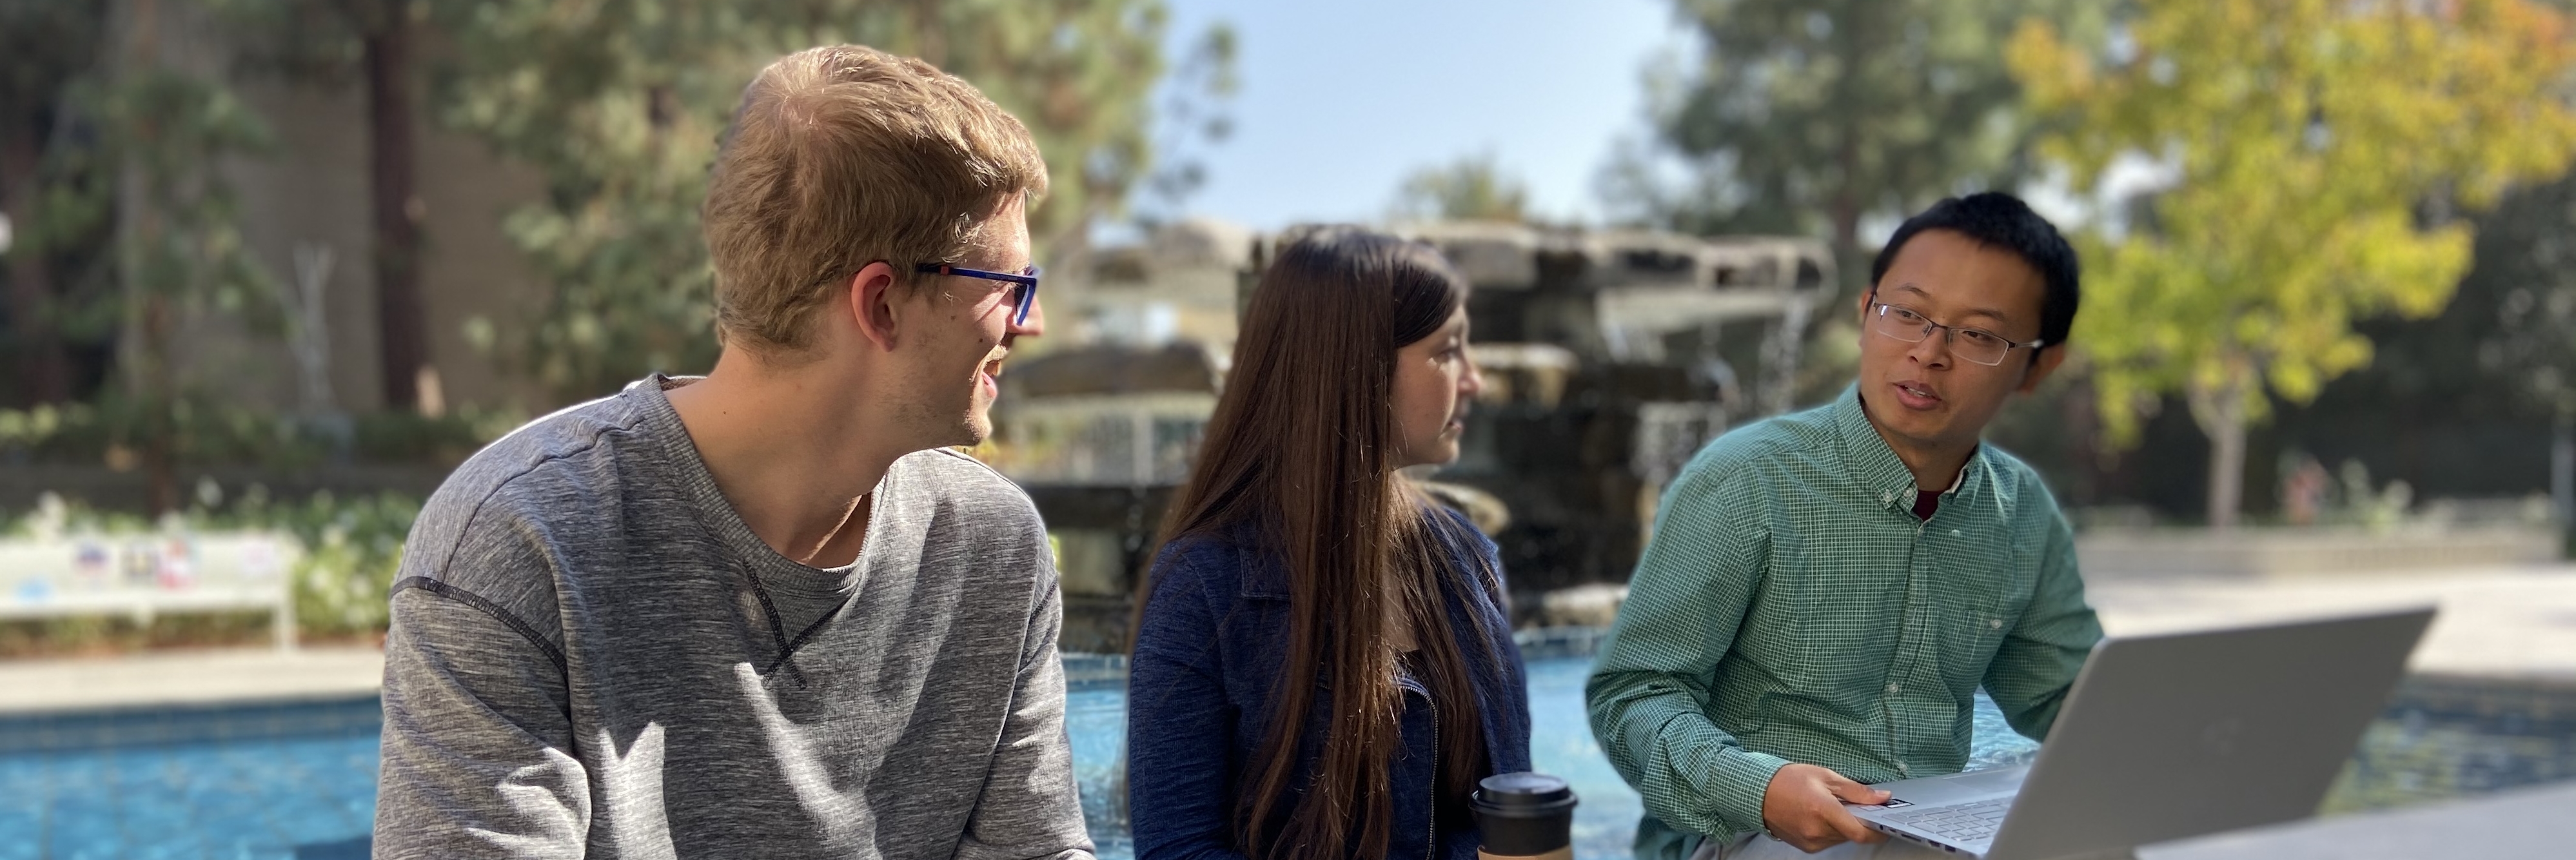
[{"xmin": 1588, "ymin": 193, "xmax": 2104, "ymax": 859}]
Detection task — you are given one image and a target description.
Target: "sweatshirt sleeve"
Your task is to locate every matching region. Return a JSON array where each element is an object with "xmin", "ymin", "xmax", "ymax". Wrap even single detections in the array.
[
  {"xmin": 372, "ymin": 585, "xmax": 589, "ymax": 859},
  {"xmin": 1585, "ymin": 468, "xmax": 1786, "ymax": 839},
  {"xmin": 954, "ymin": 561, "xmax": 1097, "ymax": 860}
]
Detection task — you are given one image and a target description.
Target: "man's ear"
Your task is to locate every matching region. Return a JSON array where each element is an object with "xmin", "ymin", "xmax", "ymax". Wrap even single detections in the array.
[
  {"xmin": 848, "ymin": 262, "xmax": 903, "ymax": 353},
  {"xmin": 1853, "ymin": 286, "xmax": 1877, "ymax": 349},
  {"xmin": 2018, "ymin": 344, "xmax": 2070, "ymax": 394}
]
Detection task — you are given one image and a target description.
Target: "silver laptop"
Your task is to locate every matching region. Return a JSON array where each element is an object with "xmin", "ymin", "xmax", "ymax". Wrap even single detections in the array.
[{"xmin": 1845, "ymin": 605, "xmax": 2435, "ymax": 860}]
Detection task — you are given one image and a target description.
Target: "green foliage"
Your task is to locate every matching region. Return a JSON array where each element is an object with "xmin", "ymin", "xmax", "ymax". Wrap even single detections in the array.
[
  {"xmin": 3, "ymin": 4, "xmax": 134, "ymax": 404},
  {"xmin": 96, "ymin": 68, "xmax": 282, "ymax": 333},
  {"xmin": 11, "ymin": 129, "xmax": 122, "ymax": 344},
  {"xmin": 3, "ymin": 6, "xmax": 295, "ymax": 509},
  {"xmin": 0, "ymin": 1, "xmax": 103, "ymax": 123},
  {"xmin": 1609, "ymin": 0, "xmax": 2108, "ymax": 275},
  {"xmin": 12, "ymin": 0, "xmax": 1224, "ymax": 424},
  {"xmin": 6, "ymin": 487, "xmax": 422, "ymax": 640},
  {"xmin": 2009, "ymin": 0, "xmax": 2576, "ymax": 522},
  {"xmin": 199, "ymin": 0, "xmax": 388, "ymax": 80},
  {"xmin": 429, "ymin": 1, "xmax": 1214, "ymax": 402},
  {"xmin": 0, "ymin": 0, "xmax": 112, "ymax": 276},
  {"xmin": 2466, "ymin": 171, "xmax": 2576, "ymax": 418},
  {"xmin": 268, "ymin": 490, "xmax": 419, "ymax": 638},
  {"xmin": 0, "ymin": 1, "xmax": 110, "ymax": 261},
  {"xmin": 1390, "ymin": 153, "xmax": 1533, "ymax": 223},
  {"xmin": 0, "ymin": 400, "xmax": 523, "ymax": 467},
  {"xmin": 1134, "ymin": 23, "xmax": 1240, "ymax": 223}
]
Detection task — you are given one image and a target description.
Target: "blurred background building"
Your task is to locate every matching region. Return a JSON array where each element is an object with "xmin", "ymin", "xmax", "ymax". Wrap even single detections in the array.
[{"xmin": 1005, "ymin": 218, "xmax": 1832, "ymax": 648}]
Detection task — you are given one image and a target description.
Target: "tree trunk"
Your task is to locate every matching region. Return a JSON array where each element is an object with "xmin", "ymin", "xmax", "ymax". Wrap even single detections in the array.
[
  {"xmin": 142, "ymin": 294, "xmax": 177, "ymax": 514},
  {"xmin": 2204, "ymin": 400, "xmax": 2247, "ymax": 530},
  {"xmin": 2553, "ymin": 398, "xmax": 2573, "ymax": 538},
  {"xmin": 2188, "ymin": 369, "xmax": 2252, "ymax": 530},
  {"xmin": 364, "ymin": 3, "xmax": 426, "ymax": 411},
  {"xmin": 118, "ymin": 0, "xmax": 178, "ymax": 514},
  {"xmin": 1, "ymin": 121, "xmax": 72, "ymax": 404},
  {"xmin": 1829, "ymin": 142, "xmax": 1863, "ymax": 298}
]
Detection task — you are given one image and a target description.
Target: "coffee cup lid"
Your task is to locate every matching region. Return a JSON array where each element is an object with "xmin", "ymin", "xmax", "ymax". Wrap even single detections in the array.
[{"xmin": 1476, "ymin": 772, "xmax": 1573, "ymax": 810}]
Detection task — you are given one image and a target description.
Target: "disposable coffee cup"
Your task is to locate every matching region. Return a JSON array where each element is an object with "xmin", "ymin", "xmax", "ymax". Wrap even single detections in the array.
[{"xmin": 1471, "ymin": 772, "xmax": 1578, "ymax": 860}]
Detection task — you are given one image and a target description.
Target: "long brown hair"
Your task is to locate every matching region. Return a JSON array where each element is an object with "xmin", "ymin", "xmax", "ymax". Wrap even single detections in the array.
[{"xmin": 1150, "ymin": 225, "xmax": 1496, "ymax": 860}]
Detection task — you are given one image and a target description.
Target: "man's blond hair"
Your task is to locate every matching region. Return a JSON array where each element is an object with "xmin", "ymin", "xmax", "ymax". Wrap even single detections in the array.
[{"xmin": 703, "ymin": 44, "xmax": 1048, "ymax": 355}]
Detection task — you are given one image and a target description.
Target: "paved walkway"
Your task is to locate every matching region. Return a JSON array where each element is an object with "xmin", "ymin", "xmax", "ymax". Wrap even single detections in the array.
[
  {"xmin": 0, "ymin": 646, "xmax": 382, "ymax": 714},
  {"xmin": 2087, "ymin": 563, "xmax": 2576, "ymax": 681},
  {"xmin": 2139, "ymin": 778, "xmax": 2576, "ymax": 859}
]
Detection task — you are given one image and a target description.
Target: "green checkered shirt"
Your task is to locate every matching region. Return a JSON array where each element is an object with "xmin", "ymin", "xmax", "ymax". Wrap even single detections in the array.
[{"xmin": 1586, "ymin": 387, "xmax": 2101, "ymax": 854}]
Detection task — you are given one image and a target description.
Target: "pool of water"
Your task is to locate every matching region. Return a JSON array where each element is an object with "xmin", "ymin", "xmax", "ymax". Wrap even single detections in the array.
[
  {"xmin": 1063, "ymin": 655, "xmax": 2040, "ymax": 860},
  {"xmin": 2, "ymin": 652, "xmax": 2568, "ymax": 859},
  {"xmin": 0, "ymin": 698, "xmax": 380, "ymax": 859}
]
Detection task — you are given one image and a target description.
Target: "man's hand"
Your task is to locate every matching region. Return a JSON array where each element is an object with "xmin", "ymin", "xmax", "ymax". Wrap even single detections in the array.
[{"xmin": 1759, "ymin": 763, "xmax": 1890, "ymax": 852}]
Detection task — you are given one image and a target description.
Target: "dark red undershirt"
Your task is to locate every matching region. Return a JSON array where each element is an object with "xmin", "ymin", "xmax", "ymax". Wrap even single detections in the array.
[{"xmin": 1912, "ymin": 490, "xmax": 1940, "ymax": 521}]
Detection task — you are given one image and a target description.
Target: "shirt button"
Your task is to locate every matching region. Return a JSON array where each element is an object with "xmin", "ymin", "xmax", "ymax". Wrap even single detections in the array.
[
  {"xmin": 1885, "ymin": 682, "xmax": 1901, "ymax": 695},
  {"xmin": 1898, "ymin": 762, "xmax": 1911, "ymax": 775},
  {"xmin": 1990, "ymin": 618, "xmax": 2004, "ymax": 630}
]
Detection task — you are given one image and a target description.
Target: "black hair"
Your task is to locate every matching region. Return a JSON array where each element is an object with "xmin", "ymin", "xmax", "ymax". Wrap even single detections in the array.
[{"xmin": 1869, "ymin": 191, "xmax": 2081, "ymax": 350}]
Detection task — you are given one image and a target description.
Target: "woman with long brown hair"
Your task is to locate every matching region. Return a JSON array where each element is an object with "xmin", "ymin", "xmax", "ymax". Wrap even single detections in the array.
[{"xmin": 1126, "ymin": 225, "xmax": 1531, "ymax": 860}]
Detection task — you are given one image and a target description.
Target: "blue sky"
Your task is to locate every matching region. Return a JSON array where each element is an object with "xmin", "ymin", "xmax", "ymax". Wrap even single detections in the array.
[{"xmin": 1150, "ymin": 0, "xmax": 1684, "ymax": 231}]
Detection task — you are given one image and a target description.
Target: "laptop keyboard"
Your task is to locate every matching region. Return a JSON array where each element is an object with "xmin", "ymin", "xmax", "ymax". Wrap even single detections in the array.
[{"xmin": 1880, "ymin": 797, "xmax": 2009, "ymax": 843}]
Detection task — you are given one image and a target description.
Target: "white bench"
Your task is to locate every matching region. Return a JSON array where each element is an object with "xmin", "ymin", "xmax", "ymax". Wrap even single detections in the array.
[{"xmin": 0, "ymin": 533, "xmax": 300, "ymax": 650}]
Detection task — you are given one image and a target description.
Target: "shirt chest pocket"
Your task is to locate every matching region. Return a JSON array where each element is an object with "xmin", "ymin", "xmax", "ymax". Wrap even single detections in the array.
[
  {"xmin": 1933, "ymin": 554, "xmax": 2030, "ymax": 674},
  {"xmin": 1945, "ymin": 593, "xmax": 2014, "ymax": 666}
]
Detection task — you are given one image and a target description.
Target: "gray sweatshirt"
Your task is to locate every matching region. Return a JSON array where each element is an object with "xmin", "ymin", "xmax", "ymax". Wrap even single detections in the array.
[{"xmin": 373, "ymin": 376, "xmax": 1093, "ymax": 860}]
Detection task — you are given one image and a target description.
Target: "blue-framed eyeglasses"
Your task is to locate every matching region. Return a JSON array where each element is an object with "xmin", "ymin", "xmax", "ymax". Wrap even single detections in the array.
[{"xmin": 915, "ymin": 263, "xmax": 1041, "ymax": 327}]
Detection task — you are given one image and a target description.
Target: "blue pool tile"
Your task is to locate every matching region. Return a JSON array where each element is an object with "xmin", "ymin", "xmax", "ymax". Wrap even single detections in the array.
[
  {"xmin": 268, "ymin": 801, "xmax": 366, "ymax": 848},
  {"xmin": 113, "ymin": 781, "xmax": 199, "ymax": 839},
  {"xmin": 0, "ymin": 806, "xmax": 43, "ymax": 860},
  {"xmin": 205, "ymin": 830, "xmax": 287, "ymax": 860},
  {"xmin": 0, "ymin": 754, "xmax": 44, "ymax": 785},
  {"xmin": 0, "ymin": 768, "xmax": 47, "ymax": 819},
  {"xmin": 128, "ymin": 839, "xmax": 199, "ymax": 860},
  {"xmin": 45, "ymin": 796, "xmax": 123, "ymax": 860}
]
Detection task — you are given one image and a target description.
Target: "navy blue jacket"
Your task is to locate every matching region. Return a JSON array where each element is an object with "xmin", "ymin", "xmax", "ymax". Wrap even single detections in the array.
[{"xmin": 1127, "ymin": 508, "xmax": 1534, "ymax": 860}]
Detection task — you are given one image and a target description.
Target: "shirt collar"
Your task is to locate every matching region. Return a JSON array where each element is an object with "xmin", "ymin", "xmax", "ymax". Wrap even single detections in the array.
[{"xmin": 1830, "ymin": 384, "xmax": 1983, "ymax": 513}]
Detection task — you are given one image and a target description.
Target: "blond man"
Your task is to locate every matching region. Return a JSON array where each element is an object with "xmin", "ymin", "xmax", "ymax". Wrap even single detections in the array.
[{"xmin": 373, "ymin": 46, "xmax": 1090, "ymax": 859}]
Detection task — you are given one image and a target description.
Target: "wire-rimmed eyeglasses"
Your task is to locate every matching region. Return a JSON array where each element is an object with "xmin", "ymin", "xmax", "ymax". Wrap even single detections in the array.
[{"xmin": 1865, "ymin": 291, "xmax": 2045, "ymax": 367}]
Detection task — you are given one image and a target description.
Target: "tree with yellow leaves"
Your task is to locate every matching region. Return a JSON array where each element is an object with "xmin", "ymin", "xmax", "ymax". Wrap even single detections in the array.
[{"xmin": 2008, "ymin": 0, "xmax": 2576, "ymax": 527}]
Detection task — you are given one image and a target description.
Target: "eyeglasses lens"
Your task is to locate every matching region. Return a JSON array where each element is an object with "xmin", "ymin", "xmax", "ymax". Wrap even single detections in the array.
[{"xmin": 1871, "ymin": 306, "xmax": 2008, "ymax": 366}]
